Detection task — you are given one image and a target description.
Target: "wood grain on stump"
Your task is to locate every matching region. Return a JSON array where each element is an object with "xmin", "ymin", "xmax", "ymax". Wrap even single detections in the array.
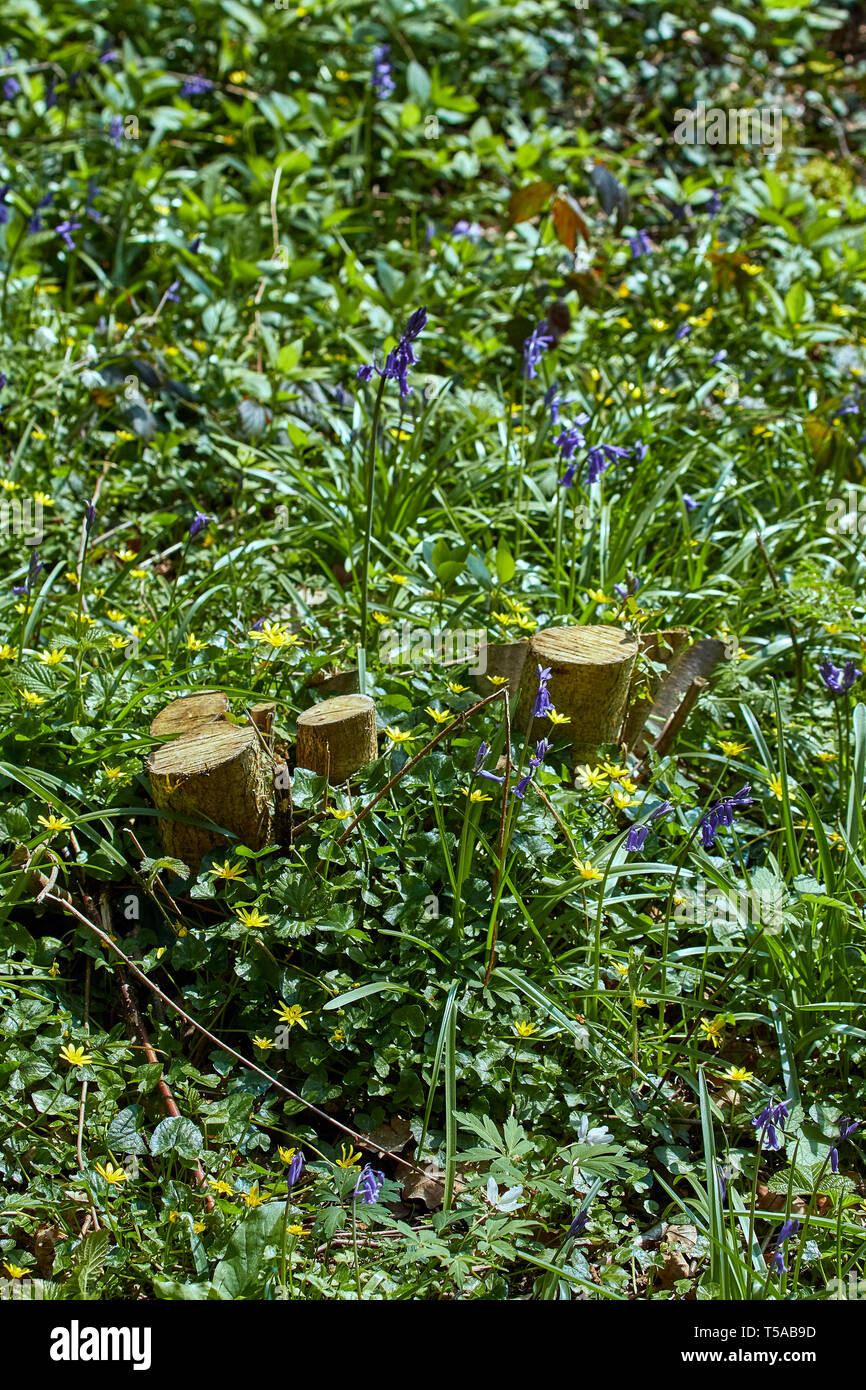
[
  {"xmin": 147, "ymin": 724, "xmax": 274, "ymax": 870},
  {"xmin": 517, "ymin": 625, "xmax": 638, "ymax": 766},
  {"xmin": 149, "ymin": 690, "xmax": 229, "ymax": 741},
  {"xmin": 296, "ymin": 694, "xmax": 378, "ymax": 782}
]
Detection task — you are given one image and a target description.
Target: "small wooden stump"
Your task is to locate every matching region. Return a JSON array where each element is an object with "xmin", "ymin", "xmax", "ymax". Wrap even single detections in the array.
[
  {"xmin": 249, "ymin": 702, "xmax": 277, "ymax": 738},
  {"xmin": 517, "ymin": 625, "xmax": 638, "ymax": 766},
  {"xmin": 149, "ymin": 690, "xmax": 229, "ymax": 741},
  {"xmin": 147, "ymin": 724, "xmax": 274, "ymax": 870},
  {"xmin": 622, "ymin": 628, "xmax": 690, "ymax": 750},
  {"xmin": 476, "ymin": 639, "xmax": 529, "ymax": 700},
  {"xmin": 296, "ymin": 694, "xmax": 378, "ymax": 782}
]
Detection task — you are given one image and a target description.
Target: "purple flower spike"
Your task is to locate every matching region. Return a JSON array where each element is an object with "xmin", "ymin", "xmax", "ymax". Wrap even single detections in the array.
[
  {"xmin": 522, "ymin": 321, "xmax": 554, "ymax": 380},
  {"xmin": 354, "ymin": 1163, "xmax": 385, "ymax": 1204},
  {"xmin": 819, "ymin": 659, "xmax": 860, "ymax": 695},
  {"xmin": 188, "ymin": 511, "xmax": 215, "ymax": 539}
]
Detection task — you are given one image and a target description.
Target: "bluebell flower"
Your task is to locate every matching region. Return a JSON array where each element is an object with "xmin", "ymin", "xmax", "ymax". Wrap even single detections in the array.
[
  {"xmin": 626, "ymin": 800, "xmax": 672, "ymax": 852},
  {"xmin": 829, "ymin": 1117, "xmax": 860, "ymax": 1173},
  {"xmin": 354, "ymin": 1163, "xmax": 385, "ymax": 1204},
  {"xmin": 166, "ymin": 280, "xmax": 180, "ymax": 303},
  {"xmin": 356, "ymin": 306, "xmax": 428, "ymax": 398},
  {"xmin": 29, "ymin": 191, "xmax": 53, "ymax": 233},
  {"xmin": 99, "ymin": 45, "xmax": 119, "ymax": 64},
  {"xmin": 0, "ymin": 185, "xmax": 8, "ymax": 224},
  {"xmin": 700, "ymin": 783, "xmax": 752, "ymax": 850},
  {"xmin": 628, "ymin": 231, "xmax": 652, "ymax": 258},
  {"xmin": 674, "ymin": 323, "xmax": 691, "ymax": 341},
  {"xmin": 188, "ymin": 510, "xmax": 215, "ymax": 539},
  {"xmin": 84, "ymin": 498, "xmax": 96, "ymax": 533},
  {"xmin": 44, "ymin": 80, "xmax": 57, "ymax": 109},
  {"xmin": 371, "ymin": 44, "xmax": 395, "ymax": 100},
  {"xmin": 544, "ymin": 384, "xmax": 561, "ymax": 427},
  {"xmin": 556, "ymin": 414, "xmax": 590, "ymax": 460},
  {"xmin": 710, "ymin": 349, "xmax": 727, "ymax": 366},
  {"xmin": 752, "ymin": 1098, "xmax": 789, "ymax": 1151},
  {"xmin": 565, "ymin": 1208, "xmax": 589, "ymax": 1240},
  {"xmin": 181, "ymin": 76, "xmax": 214, "ymax": 97},
  {"xmin": 286, "ymin": 1152, "xmax": 304, "ymax": 1189},
  {"xmin": 522, "ymin": 321, "xmax": 554, "ymax": 380},
  {"xmin": 511, "ymin": 732, "xmax": 551, "ymax": 801},
  {"xmin": 85, "ymin": 178, "xmax": 100, "ymax": 221},
  {"xmin": 634, "ymin": 442, "xmax": 648, "ymax": 463},
  {"xmin": 474, "ymin": 741, "xmax": 505, "ymax": 785},
  {"xmin": 613, "ymin": 574, "xmax": 641, "ymax": 601},
  {"xmin": 533, "ymin": 664, "xmax": 554, "ymax": 719},
  {"xmin": 819, "ymin": 659, "xmax": 860, "ymax": 695},
  {"xmin": 772, "ymin": 1217, "xmax": 800, "ymax": 1275},
  {"xmin": 188, "ymin": 236, "xmax": 201, "ymax": 253},
  {"xmin": 3, "ymin": 77, "xmax": 21, "ymax": 100},
  {"xmin": 452, "ymin": 220, "xmax": 482, "ymax": 243},
  {"xmin": 56, "ymin": 219, "xmax": 81, "ymax": 250},
  {"xmin": 587, "ymin": 442, "xmax": 631, "ymax": 485},
  {"xmin": 0, "ymin": 373, "xmax": 6, "ymax": 391},
  {"xmin": 109, "ymin": 115, "xmax": 123, "ymax": 148},
  {"xmin": 683, "ymin": 493, "xmax": 698, "ymax": 512}
]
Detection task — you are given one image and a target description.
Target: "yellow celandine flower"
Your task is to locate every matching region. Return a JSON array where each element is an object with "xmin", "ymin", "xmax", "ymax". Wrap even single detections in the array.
[
  {"xmin": 463, "ymin": 788, "xmax": 492, "ymax": 803},
  {"xmin": 168, "ymin": 1211, "xmax": 180, "ymax": 1223},
  {"xmin": 547, "ymin": 710, "xmax": 571, "ymax": 726},
  {"xmin": 208, "ymin": 1179, "xmax": 233, "ymax": 1196},
  {"xmin": 649, "ymin": 318, "xmax": 669, "ymax": 332},
  {"xmin": 48, "ymin": 962, "xmax": 60, "ymax": 978},
  {"xmin": 372, "ymin": 611, "xmax": 389, "ymax": 625},
  {"xmin": 633, "ymin": 996, "xmax": 649, "ymax": 1009},
  {"xmin": 723, "ymin": 1065, "xmax": 754, "ymax": 1083},
  {"xmin": 675, "ymin": 301, "xmax": 691, "ymax": 312},
  {"xmin": 107, "ymin": 608, "xmax": 126, "ymax": 623},
  {"xmin": 513, "ymin": 1021, "xmax": 537, "ymax": 1037},
  {"xmin": 384, "ymin": 726, "xmax": 418, "ymax": 746},
  {"xmin": 487, "ymin": 674, "xmax": 509, "ymax": 686},
  {"xmin": 244, "ymin": 1184, "xmax": 268, "ymax": 1207},
  {"xmin": 768, "ymin": 773, "xmax": 786, "ymax": 801},
  {"xmin": 514, "ymin": 614, "xmax": 535, "ymax": 631},
  {"xmin": 617, "ymin": 283, "xmax": 630, "ymax": 298},
  {"xmin": 193, "ymin": 1222, "xmax": 206, "ymax": 1233},
  {"xmin": 575, "ymin": 859, "xmax": 604, "ymax": 881},
  {"xmin": 253, "ymin": 1036, "xmax": 275, "ymax": 1050},
  {"xmin": 115, "ymin": 430, "xmax": 135, "ymax": 442},
  {"xmin": 426, "ymin": 707, "xmax": 450, "ymax": 723},
  {"xmin": 235, "ymin": 906, "xmax": 270, "ymax": 928},
  {"xmin": 185, "ymin": 634, "xmax": 206, "ymax": 651},
  {"xmin": 286, "ymin": 1224, "xmax": 305, "ymax": 1237},
  {"xmin": 95, "ymin": 1161, "xmax": 128, "ymax": 1185},
  {"xmin": 699, "ymin": 1016, "xmax": 726, "ymax": 1049},
  {"xmin": 612, "ymin": 962, "xmax": 629, "ymax": 978},
  {"xmin": 4, "ymin": 1264, "xmax": 29, "ymax": 1278},
  {"xmin": 618, "ymin": 776, "xmax": 637, "ymax": 794},
  {"xmin": 817, "ymin": 750, "xmax": 835, "ymax": 763},
  {"xmin": 385, "ymin": 573, "xmax": 407, "ymax": 585},
  {"xmin": 601, "ymin": 762, "xmax": 629, "ymax": 779},
  {"xmin": 273, "ymin": 1002, "xmax": 312, "ymax": 1030},
  {"xmin": 229, "ymin": 69, "xmax": 248, "ymax": 83},
  {"xmin": 278, "ymin": 1147, "xmax": 297, "ymax": 1164},
  {"xmin": 611, "ymin": 789, "xmax": 637, "ymax": 810},
  {"xmin": 329, "ymin": 809, "xmax": 353, "ymax": 820},
  {"xmin": 492, "ymin": 610, "xmax": 515, "ymax": 625},
  {"xmin": 108, "ymin": 636, "xmax": 128, "ymax": 650},
  {"xmin": 60, "ymin": 1043, "xmax": 92, "ymax": 1066},
  {"xmin": 717, "ymin": 738, "xmax": 747, "ymax": 757},
  {"xmin": 575, "ymin": 765, "xmax": 609, "ymax": 791},
  {"xmin": 249, "ymin": 621, "xmax": 299, "ymax": 650},
  {"xmin": 741, "ymin": 262, "xmax": 763, "ymax": 276},
  {"xmin": 20, "ymin": 690, "xmax": 45, "ymax": 706},
  {"xmin": 102, "ymin": 765, "xmax": 126, "ymax": 781},
  {"xmin": 0, "ymin": 479, "xmax": 20, "ymax": 492},
  {"xmin": 115, "ymin": 549, "xmax": 137, "ymax": 564},
  {"xmin": 38, "ymin": 813, "xmax": 73, "ymax": 834},
  {"xmin": 445, "ymin": 680, "xmax": 468, "ymax": 694},
  {"xmin": 335, "ymin": 1144, "xmax": 363, "ymax": 1169},
  {"xmin": 616, "ymin": 317, "xmax": 632, "ymax": 330},
  {"xmin": 33, "ymin": 491, "xmax": 54, "ymax": 506},
  {"xmin": 210, "ymin": 860, "xmax": 246, "ymax": 882},
  {"xmin": 40, "ymin": 648, "xmax": 67, "ymax": 665},
  {"xmin": 330, "ymin": 1028, "xmax": 346, "ymax": 1043}
]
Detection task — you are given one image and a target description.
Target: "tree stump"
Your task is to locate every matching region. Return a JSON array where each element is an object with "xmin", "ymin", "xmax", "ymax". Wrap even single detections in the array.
[
  {"xmin": 296, "ymin": 694, "xmax": 378, "ymax": 782},
  {"xmin": 147, "ymin": 724, "xmax": 274, "ymax": 870},
  {"xmin": 149, "ymin": 690, "xmax": 229, "ymax": 741},
  {"xmin": 621, "ymin": 628, "xmax": 690, "ymax": 750},
  {"xmin": 517, "ymin": 625, "xmax": 638, "ymax": 766},
  {"xmin": 249, "ymin": 702, "xmax": 277, "ymax": 738},
  {"xmin": 476, "ymin": 639, "xmax": 530, "ymax": 700}
]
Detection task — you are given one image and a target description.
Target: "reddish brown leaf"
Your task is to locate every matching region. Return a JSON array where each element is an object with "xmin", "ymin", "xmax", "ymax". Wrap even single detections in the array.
[
  {"xmin": 552, "ymin": 191, "xmax": 589, "ymax": 252},
  {"xmin": 508, "ymin": 181, "xmax": 553, "ymax": 226}
]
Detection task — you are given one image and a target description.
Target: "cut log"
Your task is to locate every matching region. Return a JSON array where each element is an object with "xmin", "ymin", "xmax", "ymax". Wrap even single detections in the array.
[
  {"xmin": 296, "ymin": 694, "xmax": 378, "ymax": 782},
  {"xmin": 517, "ymin": 625, "xmax": 639, "ymax": 766},
  {"xmin": 635, "ymin": 638, "xmax": 726, "ymax": 755},
  {"xmin": 307, "ymin": 668, "xmax": 360, "ymax": 697},
  {"xmin": 147, "ymin": 724, "xmax": 274, "ymax": 870},
  {"xmin": 621, "ymin": 628, "xmax": 690, "ymax": 750},
  {"xmin": 149, "ymin": 690, "xmax": 229, "ymax": 741},
  {"xmin": 249, "ymin": 702, "xmax": 277, "ymax": 737},
  {"xmin": 475, "ymin": 639, "xmax": 529, "ymax": 700}
]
